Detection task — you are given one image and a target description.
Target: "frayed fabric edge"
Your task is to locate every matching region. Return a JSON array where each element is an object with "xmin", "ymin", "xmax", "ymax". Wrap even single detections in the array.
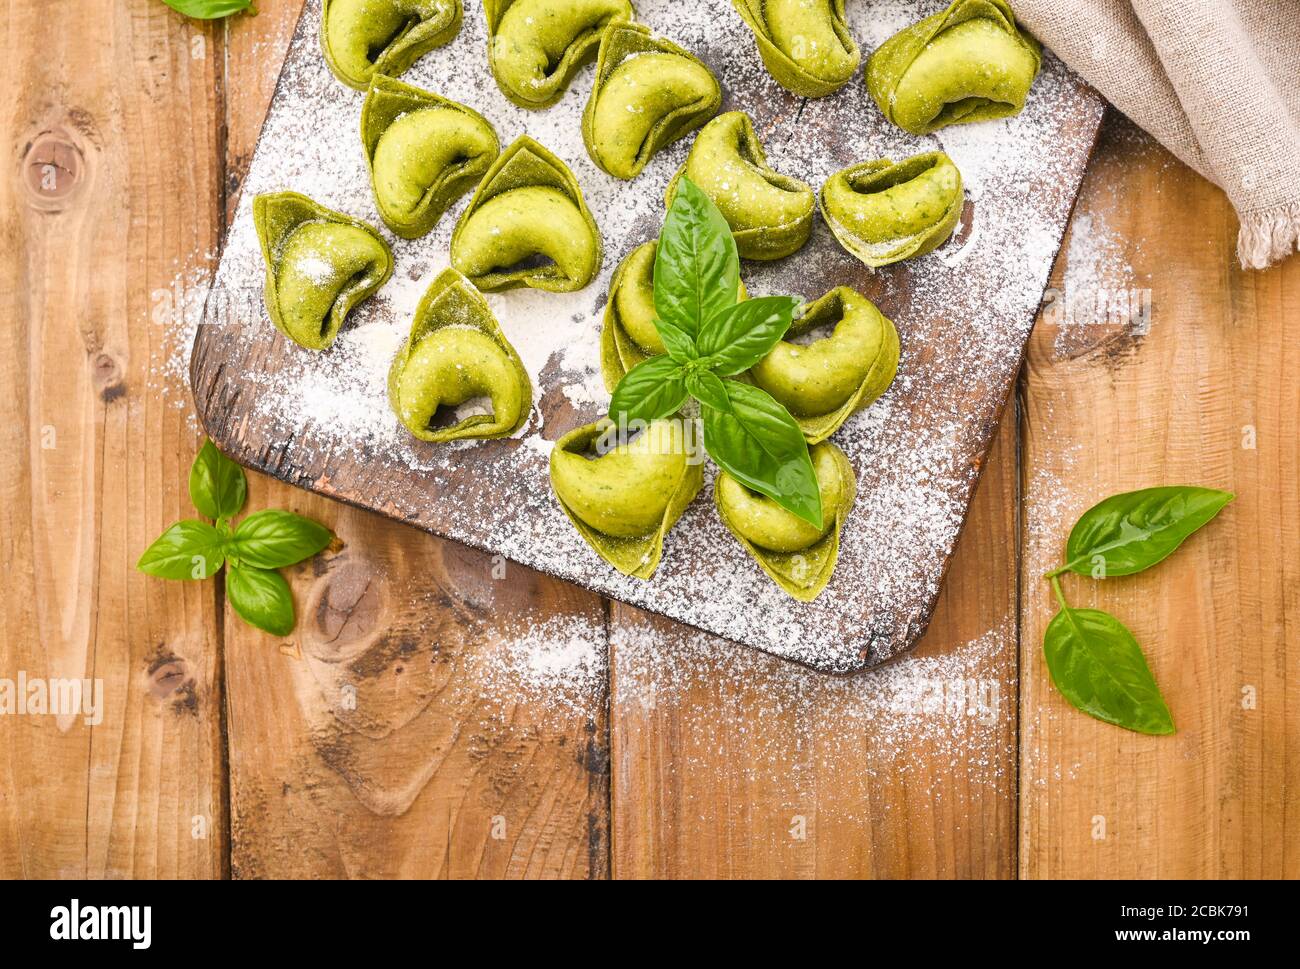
[{"xmin": 1238, "ymin": 200, "xmax": 1300, "ymax": 270}]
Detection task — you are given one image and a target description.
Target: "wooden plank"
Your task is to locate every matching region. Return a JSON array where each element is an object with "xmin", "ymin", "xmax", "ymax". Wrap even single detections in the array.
[
  {"xmin": 191, "ymin": 0, "xmax": 1104, "ymax": 672},
  {"xmin": 1019, "ymin": 115, "xmax": 1300, "ymax": 878},
  {"xmin": 0, "ymin": 0, "xmax": 226, "ymax": 878},
  {"xmin": 221, "ymin": 0, "xmax": 610, "ymax": 879},
  {"xmin": 610, "ymin": 415, "xmax": 1019, "ymax": 878}
]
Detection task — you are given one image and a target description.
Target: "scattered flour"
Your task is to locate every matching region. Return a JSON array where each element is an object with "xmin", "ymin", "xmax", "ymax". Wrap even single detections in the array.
[
  {"xmin": 149, "ymin": 255, "xmax": 217, "ymax": 417},
  {"xmin": 1057, "ymin": 209, "xmax": 1147, "ymax": 348},
  {"xmin": 613, "ymin": 615, "xmax": 1016, "ymax": 807},
  {"xmin": 472, "ymin": 613, "xmax": 608, "ymax": 721}
]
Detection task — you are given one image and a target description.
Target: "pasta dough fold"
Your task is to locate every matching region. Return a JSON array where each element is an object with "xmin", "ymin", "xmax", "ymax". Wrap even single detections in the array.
[
  {"xmin": 551, "ymin": 419, "xmax": 704, "ymax": 578},
  {"xmin": 715, "ymin": 441, "xmax": 856, "ymax": 601},
  {"xmin": 362, "ymin": 75, "xmax": 499, "ymax": 239},
  {"xmin": 866, "ymin": 0, "xmax": 1041, "ymax": 135},
  {"xmin": 451, "ymin": 136, "xmax": 603, "ymax": 293},
  {"xmin": 321, "ymin": 0, "xmax": 464, "ymax": 90},
  {"xmin": 665, "ymin": 112, "xmax": 815, "ymax": 261},
  {"xmin": 582, "ymin": 23, "xmax": 721, "ymax": 180},
  {"xmin": 253, "ymin": 191, "xmax": 393, "ymax": 351},
  {"xmin": 387, "ymin": 268, "xmax": 532, "ymax": 442}
]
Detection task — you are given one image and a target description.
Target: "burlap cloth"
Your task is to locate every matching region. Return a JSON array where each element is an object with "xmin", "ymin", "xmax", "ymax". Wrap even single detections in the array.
[{"xmin": 1014, "ymin": 0, "xmax": 1300, "ymax": 269}]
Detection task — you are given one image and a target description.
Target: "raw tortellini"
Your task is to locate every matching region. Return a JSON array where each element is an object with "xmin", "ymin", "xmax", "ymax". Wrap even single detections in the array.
[
  {"xmin": 715, "ymin": 441, "xmax": 856, "ymax": 601},
  {"xmin": 599, "ymin": 241, "xmax": 748, "ymax": 391},
  {"xmin": 666, "ymin": 111, "xmax": 815, "ymax": 260},
  {"xmin": 582, "ymin": 23, "xmax": 721, "ymax": 180},
  {"xmin": 485, "ymin": 0, "xmax": 635, "ymax": 109},
  {"xmin": 451, "ymin": 136, "xmax": 603, "ymax": 293},
  {"xmin": 731, "ymin": 0, "xmax": 860, "ymax": 97},
  {"xmin": 321, "ymin": 0, "xmax": 464, "ymax": 90},
  {"xmin": 749, "ymin": 287, "xmax": 899, "ymax": 443},
  {"xmin": 387, "ymin": 268, "xmax": 532, "ymax": 442},
  {"xmin": 550, "ymin": 419, "xmax": 704, "ymax": 579},
  {"xmin": 820, "ymin": 151, "xmax": 963, "ymax": 267},
  {"xmin": 362, "ymin": 75, "xmax": 500, "ymax": 239},
  {"xmin": 253, "ymin": 191, "xmax": 394, "ymax": 352},
  {"xmin": 866, "ymin": 0, "xmax": 1041, "ymax": 135}
]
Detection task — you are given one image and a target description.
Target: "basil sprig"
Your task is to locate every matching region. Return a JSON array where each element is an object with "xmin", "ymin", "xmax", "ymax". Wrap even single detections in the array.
[
  {"xmin": 138, "ymin": 439, "xmax": 332, "ymax": 636},
  {"xmin": 160, "ymin": 0, "xmax": 257, "ymax": 19},
  {"xmin": 1043, "ymin": 485, "xmax": 1233, "ymax": 735},
  {"xmin": 608, "ymin": 178, "xmax": 819, "ymax": 526}
]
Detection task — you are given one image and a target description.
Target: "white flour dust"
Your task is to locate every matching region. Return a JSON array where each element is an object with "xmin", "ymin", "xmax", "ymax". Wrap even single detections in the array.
[{"xmin": 613, "ymin": 616, "xmax": 1016, "ymax": 810}]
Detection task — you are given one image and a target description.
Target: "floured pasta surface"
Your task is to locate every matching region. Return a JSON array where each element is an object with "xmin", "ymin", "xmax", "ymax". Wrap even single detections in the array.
[{"xmin": 196, "ymin": 0, "xmax": 1103, "ymax": 671}]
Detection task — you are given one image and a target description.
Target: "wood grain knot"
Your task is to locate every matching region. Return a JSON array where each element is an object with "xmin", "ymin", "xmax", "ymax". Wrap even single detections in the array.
[
  {"xmin": 303, "ymin": 559, "xmax": 385, "ymax": 662},
  {"xmin": 92, "ymin": 352, "xmax": 125, "ymax": 402},
  {"xmin": 146, "ymin": 647, "xmax": 198, "ymax": 717},
  {"xmin": 21, "ymin": 128, "xmax": 85, "ymax": 210}
]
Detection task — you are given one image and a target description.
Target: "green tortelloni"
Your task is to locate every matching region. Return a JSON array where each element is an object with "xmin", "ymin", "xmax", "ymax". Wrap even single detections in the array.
[
  {"xmin": 866, "ymin": 0, "xmax": 1041, "ymax": 135},
  {"xmin": 715, "ymin": 441, "xmax": 855, "ymax": 601},
  {"xmin": 253, "ymin": 191, "xmax": 394, "ymax": 352},
  {"xmin": 666, "ymin": 112, "xmax": 815, "ymax": 261},
  {"xmin": 749, "ymin": 287, "xmax": 899, "ymax": 443},
  {"xmin": 820, "ymin": 151, "xmax": 963, "ymax": 268},
  {"xmin": 451, "ymin": 136, "xmax": 603, "ymax": 293},
  {"xmin": 321, "ymin": 0, "xmax": 464, "ymax": 90},
  {"xmin": 582, "ymin": 24, "xmax": 721, "ymax": 181},
  {"xmin": 599, "ymin": 241, "xmax": 748, "ymax": 391},
  {"xmin": 550, "ymin": 419, "xmax": 704, "ymax": 579},
  {"xmin": 387, "ymin": 268, "xmax": 532, "ymax": 442},
  {"xmin": 485, "ymin": 0, "xmax": 635, "ymax": 109},
  {"xmin": 362, "ymin": 75, "xmax": 500, "ymax": 240},
  {"xmin": 731, "ymin": 0, "xmax": 861, "ymax": 97}
]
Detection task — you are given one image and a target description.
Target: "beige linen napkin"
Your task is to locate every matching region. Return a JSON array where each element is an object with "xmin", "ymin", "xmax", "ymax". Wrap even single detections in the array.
[{"xmin": 1013, "ymin": 0, "xmax": 1300, "ymax": 269}]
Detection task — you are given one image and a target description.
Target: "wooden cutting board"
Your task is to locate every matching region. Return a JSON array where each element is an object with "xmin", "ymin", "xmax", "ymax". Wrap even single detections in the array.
[{"xmin": 191, "ymin": 0, "xmax": 1104, "ymax": 673}]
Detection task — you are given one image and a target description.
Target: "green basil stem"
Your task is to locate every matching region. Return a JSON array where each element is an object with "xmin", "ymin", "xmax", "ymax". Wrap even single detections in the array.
[{"xmin": 1050, "ymin": 573, "xmax": 1069, "ymax": 609}]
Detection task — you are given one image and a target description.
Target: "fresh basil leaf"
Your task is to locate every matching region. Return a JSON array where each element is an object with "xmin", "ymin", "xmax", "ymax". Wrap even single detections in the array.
[
  {"xmin": 1051, "ymin": 486, "xmax": 1234, "ymax": 578},
  {"xmin": 656, "ymin": 317, "xmax": 700, "ymax": 363},
  {"xmin": 698, "ymin": 296, "xmax": 802, "ymax": 375},
  {"xmin": 686, "ymin": 370, "xmax": 731, "ymax": 413},
  {"xmin": 189, "ymin": 439, "xmax": 248, "ymax": 521},
  {"xmin": 609, "ymin": 355, "xmax": 690, "ymax": 426},
  {"xmin": 1044, "ymin": 601, "xmax": 1175, "ymax": 735},
  {"xmin": 137, "ymin": 520, "xmax": 225, "ymax": 581},
  {"xmin": 160, "ymin": 0, "xmax": 256, "ymax": 19},
  {"xmin": 226, "ymin": 565, "xmax": 295, "ymax": 636},
  {"xmin": 703, "ymin": 381, "xmax": 822, "ymax": 527},
  {"xmin": 655, "ymin": 177, "xmax": 739, "ymax": 340},
  {"xmin": 230, "ymin": 510, "xmax": 333, "ymax": 569}
]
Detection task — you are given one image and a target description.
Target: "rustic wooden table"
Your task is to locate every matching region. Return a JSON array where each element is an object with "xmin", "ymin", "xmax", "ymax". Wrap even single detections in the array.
[{"xmin": 2, "ymin": 0, "xmax": 1296, "ymax": 880}]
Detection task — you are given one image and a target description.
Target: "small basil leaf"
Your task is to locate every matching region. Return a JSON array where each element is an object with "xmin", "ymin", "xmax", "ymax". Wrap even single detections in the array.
[
  {"xmin": 703, "ymin": 381, "xmax": 822, "ymax": 527},
  {"xmin": 1054, "ymin": 486, "xmax": 1234, "ymax": 578},
  {"xmin": 230, "ymin": 510, "xmax": 333, "ymax": 569},
  {"xmin": 686, "ymin": 370, "xmax": 731, "ymax": 413},
  {"xmin": 226, "ymin": 565, "xmax": 295, "ymax": 637},
  {"xmin": 1044, "ymin": 604, "xmax": 1175, "ymax": 735},
  {"xmin": 137, "ymin": 520, "xmax": 225, "ymax": 581},
  {"xmin": 609, "ymin": 355, "xmax": 690, "ymax": 425},
  {"xmin": 160, "ymin": 0, "xmax": 256, "ymax": 19},
  {"xmin": 655, "ymin": 177, "xmax": 739, "ymax": 340},
  {"xmin": 656, "ymin": 317, "xmax": 700, "ymax": 363},
  {"xmin": 697, "ymin": 296, "xmax": 802, "ymax": 374},
  {"xmin": 189, "ymin": 439, "xmax": 248, "ymax": 521}
]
